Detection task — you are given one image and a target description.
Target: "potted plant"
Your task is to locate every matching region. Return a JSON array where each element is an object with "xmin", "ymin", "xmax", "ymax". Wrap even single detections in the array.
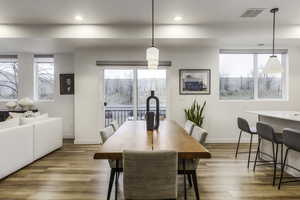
[{"xmin": 184, "ymin": 100, "xmax": 206, "ymax": 127}]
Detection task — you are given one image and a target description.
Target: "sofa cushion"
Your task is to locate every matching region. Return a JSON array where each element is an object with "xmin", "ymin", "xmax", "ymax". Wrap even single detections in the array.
[
  {"xmin": 0, "ymin": 118, "xmax": 20, "ymax": 129},
  {"xmin": 20, "ymin": 113, "xmax": 49, "ymax": 125}
]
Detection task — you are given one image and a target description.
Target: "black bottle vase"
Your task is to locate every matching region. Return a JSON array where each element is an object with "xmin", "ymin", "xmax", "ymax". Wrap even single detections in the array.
[{"xmin": 145, "ymin": 90, "xmax": 160, "ymax": 131}]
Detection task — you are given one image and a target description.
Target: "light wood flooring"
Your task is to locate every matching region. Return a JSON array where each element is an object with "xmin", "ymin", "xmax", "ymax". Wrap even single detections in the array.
[{"xmin": 1, "ymin": 141, "xmax": 300, "ymax": 200}]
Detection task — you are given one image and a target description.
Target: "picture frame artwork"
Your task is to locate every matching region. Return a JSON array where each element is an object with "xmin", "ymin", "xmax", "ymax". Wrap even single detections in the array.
[
  {"xmin": 60, "ymin": 74, "xmax": 74, "ymax": 95},
  {"xmin": 179, "ymin": 69, "xmax": 211, "ymax": 95}
]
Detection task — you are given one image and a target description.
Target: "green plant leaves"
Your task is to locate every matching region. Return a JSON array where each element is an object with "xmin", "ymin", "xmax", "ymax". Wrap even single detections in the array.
[{"xmin": 184, "ymin": 100, "xmax": 206, "ymax": 127}]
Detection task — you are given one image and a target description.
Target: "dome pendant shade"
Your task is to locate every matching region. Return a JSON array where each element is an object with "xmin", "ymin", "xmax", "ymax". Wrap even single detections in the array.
[
  {"xmin": 263, "ymin": 55, "xmax": 283, "ymax": 74},
  {"xmin": 146, "ymin": 47, "xmax": 159, "ymax": 69}
]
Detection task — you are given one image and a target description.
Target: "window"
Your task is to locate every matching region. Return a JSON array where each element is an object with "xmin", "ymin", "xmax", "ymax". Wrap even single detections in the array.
[
  {"xmin": 34, "ymin": 55, "xmax": 55, "ymax": 100},
  {"xmin": 219, "ymin": 50, "xmax": 287, "ymax": 100},
  {"xmin": 0, "ymin": 55, "xmax": 18, "ymax": 100}
]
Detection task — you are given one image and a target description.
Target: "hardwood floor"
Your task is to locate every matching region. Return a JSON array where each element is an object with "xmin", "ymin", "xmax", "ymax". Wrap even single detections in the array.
[{"xmin": 1, "ymin": 140, "xmax": 300, "ymax": 200}]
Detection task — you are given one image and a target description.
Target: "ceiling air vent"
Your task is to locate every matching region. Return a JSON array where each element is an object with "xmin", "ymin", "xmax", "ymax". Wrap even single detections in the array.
[{"xmin": 241, "ymin": 8, "xmax": 265, "ymax": 18}]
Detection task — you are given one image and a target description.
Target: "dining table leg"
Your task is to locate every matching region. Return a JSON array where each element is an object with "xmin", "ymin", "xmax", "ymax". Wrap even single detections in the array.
[
  {"xmin": 183, "ymin": 159, "xmax": 187, "ymax": 200},
  {"xmin": 115, "ymin": 160, "xmax": 119, "ymax": 200}
]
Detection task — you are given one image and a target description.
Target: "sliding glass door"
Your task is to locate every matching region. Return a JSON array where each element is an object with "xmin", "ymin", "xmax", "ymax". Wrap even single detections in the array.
[{"xmin": 104, "ymin": 68, "xmax": 166, "ymax": 127}]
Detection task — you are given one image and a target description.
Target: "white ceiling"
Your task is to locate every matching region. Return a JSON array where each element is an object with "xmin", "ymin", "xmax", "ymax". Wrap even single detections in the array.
[{"xmin": 0, "ymin": 0, "xmax": 299, "ymax": 25}]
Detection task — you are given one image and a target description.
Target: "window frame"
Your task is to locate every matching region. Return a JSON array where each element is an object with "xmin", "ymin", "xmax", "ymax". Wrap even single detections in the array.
[
  {"xmin": 0, "ymin": 55, "xmax": 18, "ymax": 101},
  {"xmin": 219, "ymin": 49, "xmax": 288, "ymax": 101},
  {"xmin": 33, "ymin": 55, "xmax": 55, "ymax": 102}
]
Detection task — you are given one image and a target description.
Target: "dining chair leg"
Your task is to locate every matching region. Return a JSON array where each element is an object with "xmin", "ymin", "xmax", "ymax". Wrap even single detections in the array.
[
  {"xmin": 247, "ymin": 134, "xmax": 253, "ymax": 168},
  {"xmin": 278, "ymin": 149, "xmax": 289, "ymax": 190},
  {"xmin": 115, "ymin": 160, "xmax": 119, "ymax": 200},
  {"xmin": 191, "ymin": 170, "xmax": 200, "ymax": 200},
  {"xmin": 281, "ymin": 144, "xmax": 283, "ymax": 165},
  {"xmin": 182, "ymin": 159, "xmax": 187, "ymax": 200},
  {"xmin": 273, "ymin": 144, "xmax": 279, "ymax": 186},
  {"xmin": 235, "ymin": 130, "xmax": 242, "ymax": 158},
  {"xmin": 187, "ymin": 174, "xmax": 193, "ymax": 187},
  {"xmin": 107, "ymin": 169, "xmax": 116, "ymax": 200},
  {"xmin": 253, "ymin": 137, "xmax": 261, "ymax": 172}
]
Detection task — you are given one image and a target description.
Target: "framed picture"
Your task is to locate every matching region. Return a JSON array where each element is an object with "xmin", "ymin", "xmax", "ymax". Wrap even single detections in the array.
[
  {"xmin": 179, "ymin": 69, "xmax": 211, "ymax": 95},
  {"xmin": 60, "ymin": 74, "xmax": 74, "ymax": 95}
]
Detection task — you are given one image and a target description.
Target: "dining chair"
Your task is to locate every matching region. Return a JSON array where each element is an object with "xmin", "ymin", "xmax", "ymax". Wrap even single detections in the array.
[
  {"xmin": 184, "ymin": 120, "xmax": 195, "ymax": 135},
  {"xmin": 109, "ymin": 121, "xmax": 119, "ymax": 132},
  {"xmin": 278, "ymin": 128, "xmax": 300, "ymax": 189},
  {"xmin": 253, "ymin": 122, "xmax": 283, "ymax": 186},
  {"xmin": 99, "ymin": 126, "xmax": 123, "ymax": 200},
  {"xmin": 178, "ymin": 126, "xmax": 208, "ymax": 200},
  {"xmin": 123, "ymin": 150, "xmax": 178, "ymax": 200},
  {"xmin": 235, "ymin": 117, "xmax": 257, "ymax": 168},
  {"xmin": 191, "ymin": 126, "xmax": 208, "ymax": 146}
]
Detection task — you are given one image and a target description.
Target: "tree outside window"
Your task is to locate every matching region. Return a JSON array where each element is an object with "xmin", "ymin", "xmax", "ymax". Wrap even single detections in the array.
[{"xmin": 0, "ymin": 57, "xmax": 18, "ymax": 100}]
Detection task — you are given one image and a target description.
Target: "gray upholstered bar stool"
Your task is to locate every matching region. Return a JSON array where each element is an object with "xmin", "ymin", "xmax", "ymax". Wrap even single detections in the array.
[
  {"xmin": 278, "ymin": 128, "xmax": 300, "ymax": 189},
  {"xmin": 235, "ymin": 117, "xmax": 257, "ymax": 168},
  {"xmin": 253, "ymin": 122, "xmax": 283, "ymax": 186},
  {"xmin": 123, "ymin": 150, "xmax": 178, "ymax": 200}
]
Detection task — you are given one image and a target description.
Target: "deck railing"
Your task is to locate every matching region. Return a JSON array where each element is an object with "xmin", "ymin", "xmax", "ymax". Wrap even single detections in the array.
[{"xmin": 105, "ymin": 106, "xmax": 166, "ymax": 127}]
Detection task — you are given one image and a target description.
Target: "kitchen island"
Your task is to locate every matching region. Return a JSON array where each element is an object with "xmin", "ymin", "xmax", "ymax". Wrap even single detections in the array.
[{"xmin": 249, "ymin": 111, "xmax": 300, "ymax": 176}]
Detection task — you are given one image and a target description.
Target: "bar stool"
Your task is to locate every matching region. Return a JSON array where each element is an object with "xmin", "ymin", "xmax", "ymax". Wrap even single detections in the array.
[
  {"xmin": 253, "ymin": 122, "xmax": 283, "ymax": 186},
  {"xmin": 235, "ymin": 117, "xmax": 257, "ymax": 168},
  {"xmin": 278, "ymin": 128, "xmax": 300, "ymax": 189}
]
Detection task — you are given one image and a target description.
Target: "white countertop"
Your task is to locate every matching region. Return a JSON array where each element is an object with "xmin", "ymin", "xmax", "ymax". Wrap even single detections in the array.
[{"xmin": 248, "ymin": 111, "xmax": 300, "ymax": 122}]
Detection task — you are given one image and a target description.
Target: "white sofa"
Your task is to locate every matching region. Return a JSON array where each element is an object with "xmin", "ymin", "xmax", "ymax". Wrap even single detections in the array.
[{"xmin": 0, "ymin": 117, "xmax": 63, "ymax": 179}]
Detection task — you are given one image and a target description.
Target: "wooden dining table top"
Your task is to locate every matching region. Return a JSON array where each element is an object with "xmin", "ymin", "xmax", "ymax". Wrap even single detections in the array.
[{"xmin": 94, "ymin": 120, "xmax": 211, "ymax": 160}]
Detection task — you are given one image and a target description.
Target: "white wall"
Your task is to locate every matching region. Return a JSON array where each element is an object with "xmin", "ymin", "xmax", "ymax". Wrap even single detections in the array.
[
  {"xmin": 0, "ymin": 53, "xmax": 74, "ymax": 138},
  {"xmin": 74, "ymin": 47, "xmax": 300, "ymax": 144}
]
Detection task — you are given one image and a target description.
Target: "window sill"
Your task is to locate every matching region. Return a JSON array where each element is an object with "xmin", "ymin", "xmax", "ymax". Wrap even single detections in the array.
[{"xmin": 219, "ymin": 99, "xmax": 289, "ymax": 103}]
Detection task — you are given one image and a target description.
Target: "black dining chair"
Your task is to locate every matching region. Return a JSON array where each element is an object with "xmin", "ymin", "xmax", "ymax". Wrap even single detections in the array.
[
  {"xmin": 253, "ymin": 122, "xmax": 283, "ymax": 186},
  {"xmin": 278, "ymin": 128, "xmax": 300, "ymax": 189},
  {"xmin": 235, "ymin": 117, "xmax": 257, "ymax": 168}
]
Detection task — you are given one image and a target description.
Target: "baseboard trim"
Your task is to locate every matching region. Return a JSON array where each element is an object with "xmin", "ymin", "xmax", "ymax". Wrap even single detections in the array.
[
  {"xmin": 74, "ymin": 139, "xmax": 100, "ymax": 144},
  {"xmin": 206, "ymin": 136, "xmax": 258, "ymax": 144},
  {"xmin": 63, "ymin": 134, "xmax": 74, "ymax": 139}
]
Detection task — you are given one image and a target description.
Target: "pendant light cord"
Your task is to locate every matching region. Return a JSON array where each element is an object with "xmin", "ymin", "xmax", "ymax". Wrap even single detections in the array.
[
  {"xmin": 272, "ymin": 10, "xmax": 276, "ymax": 56},
  {"xmin": 152, "ymin": 0, "xmax": 155, "ymax": 47}
]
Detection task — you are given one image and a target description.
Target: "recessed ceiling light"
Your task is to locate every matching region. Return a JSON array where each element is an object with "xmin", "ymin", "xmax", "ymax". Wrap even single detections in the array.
[
  {"xmin": 75, "ymin": 15, "xmax": 83, "ymax": 21},
  {"xmin": 174, "ymin": 16, "xmax": 182, "ymax": 21}
]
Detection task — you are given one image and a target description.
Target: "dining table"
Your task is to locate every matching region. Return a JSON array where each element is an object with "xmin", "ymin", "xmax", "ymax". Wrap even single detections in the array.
[{"xmin": 94, "ymin": 120, "xmax": 211, "ymax": 200}]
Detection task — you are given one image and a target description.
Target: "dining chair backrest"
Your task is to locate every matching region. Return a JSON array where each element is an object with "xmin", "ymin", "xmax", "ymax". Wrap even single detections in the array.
[
  {"xmin": 184, "ymin": 120, "xmax": 195, "ymax": 135},
  {"xmin": 99, "ymin": 126, "xmax": 114, "ymax": 144},
  {"xmin": 123, "ymin": 150, "xmax": 178, "ymax": 200},
  {"xmin": 110, "ymin": 121, "xmax": 119, "ymax": 132},
  {"xmin": 256, "ymin": 122, "xmax": 275, "ymax": 142},
  {"xmin": 191, "ymin": 126, "xmax": 208, "ymax": 146},
  {"xmin": 283, "ymin": 128, "xmax": 300, "ymax": 152},
  {"xmin": 237, "ymin": 117, "xmax": 251, "ymax": 133}
]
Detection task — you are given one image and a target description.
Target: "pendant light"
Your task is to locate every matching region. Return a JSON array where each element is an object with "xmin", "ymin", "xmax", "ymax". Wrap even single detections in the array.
[
  {"xmin": 263, "ymin": 8, "xmax": 283, "ymax": 74},
  {"xmin": 146, "ymin": 0, "xmax": 159, "ymax": 69}
]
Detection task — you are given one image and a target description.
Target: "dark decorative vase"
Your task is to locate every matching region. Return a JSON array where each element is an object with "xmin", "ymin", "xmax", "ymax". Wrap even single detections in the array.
[{"xmin": 145, "ymin": 90, "xmax": 160, "ymax": 131}]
